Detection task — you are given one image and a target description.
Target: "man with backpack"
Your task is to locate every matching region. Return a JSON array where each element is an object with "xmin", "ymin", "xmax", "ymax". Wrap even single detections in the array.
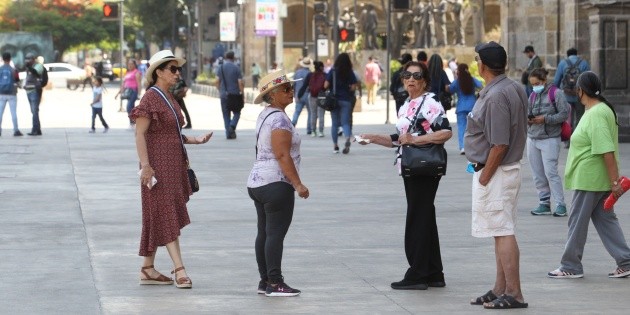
[
  {"xmin": 553, "ymin": 48, "xmax": 590, "ymax": 137},
  {"xmin": 23, "ymin": 53, "xmax": 46, "ymax": 136},
  {"xmin": 0, "ymin": 52, "xmax": 23, "ymax": 137},
  {"xmin": 297, "ymin": 60, "xmax": 326, "ymax": 137}
]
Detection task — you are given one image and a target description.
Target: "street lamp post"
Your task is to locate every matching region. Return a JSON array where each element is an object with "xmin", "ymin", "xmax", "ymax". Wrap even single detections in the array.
[{"xmin": 178, "ymin": 0, "xmax": 192, "ymax": 84}]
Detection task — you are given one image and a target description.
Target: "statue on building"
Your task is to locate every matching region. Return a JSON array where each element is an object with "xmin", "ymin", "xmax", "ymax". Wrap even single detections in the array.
[
  {"xmin": 434, "ymin": 0, "xmax": 448, "ymax": 46},
  {"xmin": 448, "ymin": 0, "xmax": 465, "ymax": 45},
  {"xmin": 340, "ymin": 7, "xmax": 351, "ymax": 28},
  {"xmin": 414, "ymin": 0, "xmax": 435, "ymax": 48},
  {"xmin": 360, "ymin": 4, "xmax": 379, "ymax": 50}
]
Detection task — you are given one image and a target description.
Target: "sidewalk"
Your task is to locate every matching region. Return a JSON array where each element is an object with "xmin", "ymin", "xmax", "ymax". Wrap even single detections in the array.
[{"xmin": 1, "ymin": 87, "xmax": 630, "ymax": 314}]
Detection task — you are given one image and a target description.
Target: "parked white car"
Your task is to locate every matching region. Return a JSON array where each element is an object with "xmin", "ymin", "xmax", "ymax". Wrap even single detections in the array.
[{"xmin": 19, "ymin": 63, "xmax": 85, "ymax": 89}]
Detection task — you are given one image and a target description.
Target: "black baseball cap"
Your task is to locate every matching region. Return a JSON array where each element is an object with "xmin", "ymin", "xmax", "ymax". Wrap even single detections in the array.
[
  {"xmin": 523, "ymin": 45, "xmax": 535, "ymax": 53},
  {"xmin": 2, "ymin": 52, "xmax": 10, "ymax": 61},
  {"xmin": 475, "ymin": 41, "xmax": 507, "ymax": 70}
]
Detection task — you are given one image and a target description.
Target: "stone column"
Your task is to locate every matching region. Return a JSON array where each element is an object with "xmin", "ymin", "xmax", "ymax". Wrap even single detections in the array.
[{"xmin": 584, "ymin": 2, "xmax": 630, "ymax": 141}]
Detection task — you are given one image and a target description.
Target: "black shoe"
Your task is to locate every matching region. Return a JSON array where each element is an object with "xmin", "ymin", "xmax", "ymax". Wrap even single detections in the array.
[
  {"xmin": 14, "ymin": 130, "xmax": 23, "ymax": 136},
  {"xmin": 428, "ymin": 281, "xmax": 446, "ymax": 287},
  {"xmin": 257, "ymin": 279, "xmax": 268, "ymax": 294},
  {"xmin": 265, "ymin": 281, "xmax": 301, "ymax": 297},
  {"xmin": 27, "ymin": 131, "xmax": 42, "ymax": 136},
  {"xmin": 183, "ymin": 124, "xmax": 192, "ymax": 129},
  {"xmin": 390, "ymin": 279, "xmax": 428, "ymax": 290},
  {"xmin": 342, "ymin": 139, "xmax": 351, "ymax": 154}
]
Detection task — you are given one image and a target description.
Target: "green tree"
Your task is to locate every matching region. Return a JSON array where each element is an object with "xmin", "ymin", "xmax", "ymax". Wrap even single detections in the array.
[
  {"xmin": 126, "ymin": 0, "xmax": 190, "ymax": 52},
  {"xmin": 0, "ymin": 0, "xmax": 118, "ymax": 58}
]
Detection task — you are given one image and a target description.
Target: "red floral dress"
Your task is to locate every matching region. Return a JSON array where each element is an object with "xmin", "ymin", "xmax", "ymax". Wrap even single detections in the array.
[{"xmin": 130, "ymin": 88, "xmax": 192, "ymax": 256}]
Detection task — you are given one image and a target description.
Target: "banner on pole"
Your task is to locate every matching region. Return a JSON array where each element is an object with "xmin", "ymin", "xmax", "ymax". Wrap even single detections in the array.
[
  {"xmin": 220, "ymin": 12, "xmax": 237, "ymax": 42},
  {"xmin": 255, "ymin": 0, "xmax": 278, "ymax": 36}
]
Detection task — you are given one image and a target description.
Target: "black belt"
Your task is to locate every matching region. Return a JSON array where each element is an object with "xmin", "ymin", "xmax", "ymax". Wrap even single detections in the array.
[{"xmin": 473, "ymin": 163, "xmax": 485, "ymax": 172}]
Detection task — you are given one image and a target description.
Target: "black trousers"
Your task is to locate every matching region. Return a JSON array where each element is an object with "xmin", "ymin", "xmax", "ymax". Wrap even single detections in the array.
[
  {"xmin": 91, "ymin": 107, "xmax": 108, "ymax": 129},
  {"xmin": 177, "ymin": 97, "xmax": 192, "ymax": 127},
  {"xmin": 248, "ymin": 181, "xmax": 295, "ymax": 283},
  {"xmin": 402, "ymin": 175, "xmax": 444, "ymax": 282}
]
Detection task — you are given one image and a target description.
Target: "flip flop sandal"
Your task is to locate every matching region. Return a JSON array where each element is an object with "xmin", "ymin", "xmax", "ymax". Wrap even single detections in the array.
[
  {"xmin": 483, "ymin": 294, "xmax": 528, "ymax": 309},
  {"xmin": 470, "ymin": 290, "xmax": 497, "ymax": 305}
]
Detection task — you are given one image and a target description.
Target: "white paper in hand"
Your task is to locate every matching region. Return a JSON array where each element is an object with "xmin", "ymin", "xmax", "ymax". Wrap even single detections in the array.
[
  {"xmin": 354, "ymin": 135, "xmax": 371, "ymax": 144},
  {"xmin": 137, "ymin": 170, "xmax": 157, "ymax": 189}
]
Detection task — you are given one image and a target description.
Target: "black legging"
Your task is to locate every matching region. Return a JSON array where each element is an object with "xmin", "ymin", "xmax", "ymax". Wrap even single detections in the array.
[
  {"xmin": 176, "ymin": 97, "xmax": 192, "ymax": 127},
  {"xmin": 248, "ymin": 181, "xmax": 295, "ymax": 283},
  {"xmin": 402, "ymin": 175, "xmax": 444, "ymax": 283}
]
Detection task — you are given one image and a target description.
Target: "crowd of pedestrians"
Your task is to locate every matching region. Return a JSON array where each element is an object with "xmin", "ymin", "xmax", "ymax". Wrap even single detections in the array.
[{"xmin": 4, "ymin": 43, "xmax": 628, "ymax": 308}]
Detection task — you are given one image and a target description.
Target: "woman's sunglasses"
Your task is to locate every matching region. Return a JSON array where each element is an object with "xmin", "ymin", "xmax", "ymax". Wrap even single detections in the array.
[
  {"xmin": 278, "ymin": 84, "xmax": 294, "ymax": 93},
  {"xmin": 167, "ymin": 65, "xmax": 183, "ymax": 74},
  {"xmin": 401, "ymin": 71, "xmax": 423, "ymax": 80}
]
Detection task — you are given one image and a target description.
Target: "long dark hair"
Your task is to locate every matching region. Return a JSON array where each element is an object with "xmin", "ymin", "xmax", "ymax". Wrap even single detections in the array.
[
  {"xmin": 427, "ymin": 54, "xmax": 444, "ymax": 83},
  {"xmin": 333, "ymin": 53, "xmax": 353, "ymax": 81},
  {"xmin": 149, "ymin": 62, "xmax": 171, "ymax": 88},
  {"xmin": 577, "ymin": 71, "xmax": 618, "ymax": 125},
  {"xmin": 457, "ymin": 63, "xmax": 474, "ymax": 95}
]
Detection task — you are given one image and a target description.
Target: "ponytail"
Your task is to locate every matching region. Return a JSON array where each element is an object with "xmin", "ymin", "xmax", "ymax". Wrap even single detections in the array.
[{"xmin": 597, "ymin": 95, "xmax": 619, "ymax": 126}]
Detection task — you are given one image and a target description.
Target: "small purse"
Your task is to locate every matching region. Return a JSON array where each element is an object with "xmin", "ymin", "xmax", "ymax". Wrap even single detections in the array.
[
  {"xmin": 151, "ymin": 86, "xmax": 199, "ymax": 193},
  {"xmin": 399, "ymin": 95, "xmax": 448, "ymax": 177},
  {"xmin": 317, "ymin": 69, "xmax": 338, "ymax": 111},
  {"xmin": 121, "ymin": 88, "xmax": 133, "ymax": 100}
]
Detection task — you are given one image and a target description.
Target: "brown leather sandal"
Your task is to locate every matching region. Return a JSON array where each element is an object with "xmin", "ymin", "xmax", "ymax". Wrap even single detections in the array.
[
  {"xmin": 139, "ymin": 265, "xmax": 174, "ymax": 285},
  {"xmin": 171, "ymin": 266, "xmax": 192, "ymax": 288}
]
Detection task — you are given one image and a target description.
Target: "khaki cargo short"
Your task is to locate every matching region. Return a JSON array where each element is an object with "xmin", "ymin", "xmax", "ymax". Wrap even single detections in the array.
[{"xmin": 471, "ymin": 162, "xmax": 522, "ymax": 238}]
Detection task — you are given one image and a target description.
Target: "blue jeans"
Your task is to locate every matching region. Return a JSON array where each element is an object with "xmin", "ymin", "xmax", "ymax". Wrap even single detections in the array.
[
  {"xmin": 0, "ymin": 94, "xmax": 19, "ymax": 132},
  {"xmin": 291, "ymin": 95, "xmax": 311, "ymax": 133},
  {"xmin": 456, "ymin": 111, "xmax": 469, "ymax": 150},
  {"xmin": 126, "ymin": 89, "xmax": 138, "ymax": 124},
  {"xmin": 220, "ymin": 96, "xmax": 241, "ymax": 136},
  {"xmin": 330, "ymin": 99, "xmax": 352, "ymax": 145},
  {"xmin": 27, "ymin": 89, "xmax": 42, "ymax": 133}
]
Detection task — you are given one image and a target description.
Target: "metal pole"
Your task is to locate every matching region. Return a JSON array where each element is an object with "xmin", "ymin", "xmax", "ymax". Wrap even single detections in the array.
[
  {"xmin": 303, "ymin": 0, "xmax": 308, "ymax": 57},
  {"xmin": 119, "ymin": 0, "xmax": 124, "ymax": 112},
  {"xmin": 385, "ymin": 0, "xmax": 391, "ymax": 124},
  {"xmin": 197, "ymin": 0, "xmax": 203, "ymax": 78},
  {"xmin": 333, "ymin": 0, "xmax": 339, "ymax": 58}
]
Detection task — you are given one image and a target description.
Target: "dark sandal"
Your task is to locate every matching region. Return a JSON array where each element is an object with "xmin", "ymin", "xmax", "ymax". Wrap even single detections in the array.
[
  {"xmin": 470, "ymin": 290, "xmax": 498, "ymax": 305},
  {"xmin": 171, "ymin": 266, "xmax": 192, "ymax": 289},
  {"xmin": 483, "ymin": 294, "xmax": 528, "ymax": 309},
  {"xmin": 139, "ymin": 265, "xmax": 174, "ymax": 285}
]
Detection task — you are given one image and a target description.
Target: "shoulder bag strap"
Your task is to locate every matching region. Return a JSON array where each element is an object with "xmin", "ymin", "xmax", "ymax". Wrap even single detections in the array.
[
  {"xmin": 407, "ymin": 95, "xmax": 428, "ymax": 134},
  {"xmin": 220, "ymin": 64, "xmax": 227, "ymax": 93},
  {"xmin": 150, "ymin": 86, "xmax": 190, "ymax": 165},
  {"xmin": 255, "ymin": 110, "xmax": 282, "ymax": 158}
]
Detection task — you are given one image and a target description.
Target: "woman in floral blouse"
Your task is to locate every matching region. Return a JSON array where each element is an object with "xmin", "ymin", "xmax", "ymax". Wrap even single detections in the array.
[{"xmin": 358, "ymin": 61, "xmax": 452, "ymax": 290}]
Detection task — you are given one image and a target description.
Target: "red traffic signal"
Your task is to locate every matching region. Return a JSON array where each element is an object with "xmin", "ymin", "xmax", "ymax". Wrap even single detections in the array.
[
  {"xmin": 339, "ymin": 28, "xmax": 355, "ymax": 42},
  {"xmin": 103, "ymin": 3, "xmax": 119, "ymax": 18}
]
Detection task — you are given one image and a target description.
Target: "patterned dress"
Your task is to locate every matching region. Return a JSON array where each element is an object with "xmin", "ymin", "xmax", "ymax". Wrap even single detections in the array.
[{"xmin": 130, "ymin": 88, "xmax": 192, "ymax": 256}]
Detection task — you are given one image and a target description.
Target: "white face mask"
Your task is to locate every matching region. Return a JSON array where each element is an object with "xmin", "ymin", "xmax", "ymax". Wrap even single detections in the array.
[{"xmin": 532, "ymin": 85, "xmax": 544, "ymax": 94}]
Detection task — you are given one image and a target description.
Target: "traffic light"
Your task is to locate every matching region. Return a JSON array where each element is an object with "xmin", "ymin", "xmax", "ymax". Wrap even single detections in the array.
[
  {"xmin": 103, "ymin": 3, "xmax": 119, "ymax": 19},
  {"xmin": 314, "ymin": 1, "xmax": 328, "ymax": 14},
  {"xmin": 393, "ymin": 0, "xmax": 410, "ymax": 10},
  {"xmin": 339, "ymin": 28, "xmax": 355, "ymax": 42}
]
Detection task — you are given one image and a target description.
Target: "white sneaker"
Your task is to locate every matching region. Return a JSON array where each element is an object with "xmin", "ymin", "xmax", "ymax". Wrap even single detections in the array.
[
  {"xmin": 547, "ymin": 268, "xmax": 583, "ymax": 279},
  {"xmin": 608, "ymin": 267, "xmax": 630, "ymax": 278}
]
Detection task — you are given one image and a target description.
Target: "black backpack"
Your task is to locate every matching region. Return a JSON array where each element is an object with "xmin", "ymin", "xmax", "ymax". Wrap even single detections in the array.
[{"xmin": 561, "ymin": 58, "xmax": 582, "ymax": 96}]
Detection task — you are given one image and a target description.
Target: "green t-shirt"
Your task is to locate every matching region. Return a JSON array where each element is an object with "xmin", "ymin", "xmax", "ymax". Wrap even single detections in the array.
[{"xmin": 564, "ymin": 102, "xmax": 619, "ymax": 191}]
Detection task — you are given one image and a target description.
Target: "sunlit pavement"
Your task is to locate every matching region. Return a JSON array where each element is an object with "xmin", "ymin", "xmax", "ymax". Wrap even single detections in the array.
[{"xmin": 1, "ymin": 83, "xmax": 630, "ymax": 314}]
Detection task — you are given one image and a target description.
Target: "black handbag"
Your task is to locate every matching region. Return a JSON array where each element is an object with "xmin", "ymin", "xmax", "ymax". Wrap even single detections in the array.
[
  {"xmin": 221, "ymin": 64, "xmax": 244, "ymax": 112},
  {"xmin": 399, "ymin": 95, "xmax": 447, "ymax": 177},
  {"xmin": 121, "ymin": 88, "xmax": 134, "ymax": 100},
  {"xmin": 317, "ymin": 69, "xmax": 338, "ymax": 111},
  {"xmin": 151, "ymin": 86, "xmax": 199, "ymax": 193},
  {"xmin": 227, "ymin": 93, "xmax": 244, "ymax": 112}
]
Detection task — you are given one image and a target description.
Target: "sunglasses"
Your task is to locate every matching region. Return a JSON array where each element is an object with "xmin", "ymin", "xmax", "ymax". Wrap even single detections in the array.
[
  {"xmin": 401, "ymin": 71, "xmax": 423, "ymax": 80},
  {"xmin": 167, "ymin": 65, "xmax": 182, "ymax": 74},
  {"xmin": 278, "ymin": 83, "xmax": 294, "ymax": 93}
]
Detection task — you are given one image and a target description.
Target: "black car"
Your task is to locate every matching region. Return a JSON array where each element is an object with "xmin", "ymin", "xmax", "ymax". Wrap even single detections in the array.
[{"xmin": 94, "ymin": 60, "xmax": 115, "ymax": 81}]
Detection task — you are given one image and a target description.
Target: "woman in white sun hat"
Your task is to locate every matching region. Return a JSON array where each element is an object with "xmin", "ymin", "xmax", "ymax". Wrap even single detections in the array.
[
  {"xmin": 130, "ymin": 50, "xmax": 212, "ymax": 289},
  {"xmin": 248, "ymin": 69, "xmax": 310, "ymax": 297}
]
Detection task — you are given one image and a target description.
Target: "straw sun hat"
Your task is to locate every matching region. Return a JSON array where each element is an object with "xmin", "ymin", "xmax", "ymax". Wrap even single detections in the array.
[
  {"xmin": 146, "ymin": 50, "xmax": 186, "ymax": 85},
  {"xmin": 254, "ymin": 69, "xmax": 302, "ymax": 104}
]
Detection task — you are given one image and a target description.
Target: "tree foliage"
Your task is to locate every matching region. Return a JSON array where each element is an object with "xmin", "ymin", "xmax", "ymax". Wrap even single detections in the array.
[
  {"xmin": 0, "ymin": 0, "xmax": 119, "ymax": 58},
  {"xmin": 126, "ymin": 0, "xmax": 190, "ymax": 52}
]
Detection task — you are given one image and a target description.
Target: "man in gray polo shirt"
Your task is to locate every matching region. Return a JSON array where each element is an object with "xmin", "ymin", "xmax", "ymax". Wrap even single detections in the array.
[
  {"xmin": 216, "ymin": 51, "xmax": 244, "ymax": 139},
  {"xmin": 465, "ymin": 42, "xmax": 529, "ymax": 309}
]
